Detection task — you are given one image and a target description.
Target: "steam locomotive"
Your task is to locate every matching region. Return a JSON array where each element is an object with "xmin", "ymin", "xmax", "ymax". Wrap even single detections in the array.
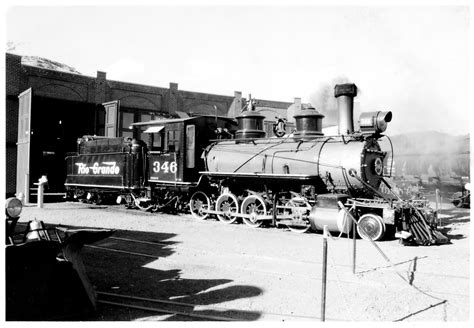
[{"xmin": 65, "ymin": 84, "xmax": 445, "ymax": 243}]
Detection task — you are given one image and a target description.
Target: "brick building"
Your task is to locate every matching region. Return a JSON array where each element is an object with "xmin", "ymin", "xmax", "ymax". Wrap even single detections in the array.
[{"xmin": 5, "ymin": 53, "xmax": 298, "ymax": 198}]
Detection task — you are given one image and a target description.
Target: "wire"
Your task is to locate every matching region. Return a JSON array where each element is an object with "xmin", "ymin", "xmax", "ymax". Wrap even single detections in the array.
[
  {"xmin": 231, "ymin": 134, "xmax": 293, "ymax": 173},
  {"xmin": 337, "ymin": 203, "xmax": 447, "ymax": 303}
]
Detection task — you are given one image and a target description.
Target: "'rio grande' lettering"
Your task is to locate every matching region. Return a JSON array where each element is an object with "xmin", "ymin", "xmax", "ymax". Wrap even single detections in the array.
[{"xmin": 76, "ymin": 162, "xmax": 120, "ymax": 175}]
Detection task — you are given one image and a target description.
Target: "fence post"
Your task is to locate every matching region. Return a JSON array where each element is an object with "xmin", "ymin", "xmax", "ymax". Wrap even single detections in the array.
[
  {"xmin": 352, "ymin": 219, "xmax": 357, "ymax": 274},
  {"xmin": 34, "ymin": 176, "xmax": 48, "ymax": 208},
  {"xmin": 321, "ymin": 225, "xmax": 328, "ymax": 322},
  {"xmin": 37, "ymin": 183, "xmax": 44, "ymax": 208},
  {"xmin": 24, "ymin": 173, "xmax": 30, "ymax": 204}
]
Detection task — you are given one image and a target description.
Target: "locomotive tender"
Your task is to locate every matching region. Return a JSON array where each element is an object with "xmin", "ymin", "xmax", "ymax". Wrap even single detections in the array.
[{"xmin": 65, "ymin": 83, "xmax": 442, "ymax": 243}]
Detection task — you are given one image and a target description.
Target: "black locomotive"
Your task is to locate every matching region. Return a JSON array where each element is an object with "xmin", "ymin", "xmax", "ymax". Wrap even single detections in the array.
[{"xmin": 65, "ymin": 84, "xmax": 447, "ymax": 244}]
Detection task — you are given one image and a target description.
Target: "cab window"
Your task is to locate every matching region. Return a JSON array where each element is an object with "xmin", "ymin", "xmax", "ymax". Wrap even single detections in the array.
[
  {"xmin": 153, "ymin": 131, "xmax": 163, "ymax": 150},
  {"xmin": 167, "ymin": 130, "xmax": 180, "ymax": 152}
]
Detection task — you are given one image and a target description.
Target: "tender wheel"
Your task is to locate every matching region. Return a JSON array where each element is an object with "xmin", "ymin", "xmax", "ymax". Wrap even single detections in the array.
[
  {"xmin": 189, "ymin": 191, "xmax": 210, "ymax": 220},
  {"xmin": 284, "ymin": 199, "xmax": 311, "ymax": 233},
  {"xmin": 215, "ymin": 193, "xmax": 239, "ymax": 224},
  {"xmin": 357, "ymin": 213, "xmax": 385, "ymax": 241},
  {"xmin": 240, "ymin": 195, "xmax": 266, "ymax": 228}
]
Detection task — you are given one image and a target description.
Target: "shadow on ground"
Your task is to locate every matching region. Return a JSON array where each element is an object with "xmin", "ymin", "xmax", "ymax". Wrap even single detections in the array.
[
  {"xmin": 78, "ymin": 228, "xmax": 263, "ymax": 321},
  {"xmin": 437, "ymin": 207, "xmax": 470, "ymax": 241}
]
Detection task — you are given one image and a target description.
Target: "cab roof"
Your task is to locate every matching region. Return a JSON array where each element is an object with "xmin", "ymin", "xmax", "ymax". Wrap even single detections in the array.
[{"xmin": 132, "ymin": 115, "xmax": 237, "ymax": 127}]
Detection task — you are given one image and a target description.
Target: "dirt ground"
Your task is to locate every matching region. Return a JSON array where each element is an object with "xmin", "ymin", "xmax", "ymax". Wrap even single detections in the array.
[{"xmin": 15, "ymin": 200, "xmax": 470, "ymax": 322}]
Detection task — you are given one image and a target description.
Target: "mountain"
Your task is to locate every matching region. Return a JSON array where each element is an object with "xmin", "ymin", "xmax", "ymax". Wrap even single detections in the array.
[
  {"xmin": 21, "ymin": 56, "xmax": 82, "ymax": 75},
  {"xmin": 382, "ymin": 131, "xmax": 470, "ymax": 180},
  {"xmin": 388, "ymin": 131, "xmax": 469, "ymax": 155}
]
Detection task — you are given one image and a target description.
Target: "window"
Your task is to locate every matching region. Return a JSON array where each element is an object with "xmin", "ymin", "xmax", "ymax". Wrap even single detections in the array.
[
  {"xmin": 167, "ymin": 130, "xmax": 180, "ymax": 152},
  {"xmin": 122, "ymin": 112, "xmax": 134, "ymax": 128},
  {"xmin": 186, "ymin": 125, "xmax": 195, "ymax": 168},
  {"xmin": 120, "ymin": 112, "xmax": 134, "ymax": 137},
  {"xmin": 153, "ymin": 132, "xmax": 163, "ymax": 149},
  {"xmin": 139, "ymin": 114, "xmax": 152, "ymax": 141}
]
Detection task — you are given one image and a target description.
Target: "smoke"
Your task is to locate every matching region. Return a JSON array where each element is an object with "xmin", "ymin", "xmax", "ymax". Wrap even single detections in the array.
[
  {"xmin": 308, "ymin": 76, "xmax": 351, "ymax": 128},
  {"xmin": 308, "ymin": 77, "xmax": 470, "ymax": 181}
]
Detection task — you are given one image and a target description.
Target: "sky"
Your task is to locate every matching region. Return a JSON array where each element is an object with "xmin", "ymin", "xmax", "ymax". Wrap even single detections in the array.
[{"xmin": 4, "ymin": 1, "xmax": 471, "ymax": 135}]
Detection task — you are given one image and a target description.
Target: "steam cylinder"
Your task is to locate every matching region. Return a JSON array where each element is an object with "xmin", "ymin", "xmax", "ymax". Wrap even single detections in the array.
[{"xmin": 309, "ymin": 194, "xmax": 352, "ymax": 233}]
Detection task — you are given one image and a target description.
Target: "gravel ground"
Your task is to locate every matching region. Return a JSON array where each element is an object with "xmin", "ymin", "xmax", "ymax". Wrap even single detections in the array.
[{"xmin": 16, "ymin": 200, "xmax": 470, "ymax": 322}]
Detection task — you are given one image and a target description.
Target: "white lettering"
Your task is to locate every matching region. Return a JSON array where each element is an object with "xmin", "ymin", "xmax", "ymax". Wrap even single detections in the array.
[
  {"xmin": 75, "ymin": 162, "xmax": 120, "ymax": 175},
  {"xmin": 169, "ymin": 161, "xmax": 177, "ymax": 173},
  {"xmin": 153, "ymin": 161, "xmax": 177, "ymax": 174},
  {"xmin": 76, "ymin": 163, "xmax": 89, "ymax": 174}
]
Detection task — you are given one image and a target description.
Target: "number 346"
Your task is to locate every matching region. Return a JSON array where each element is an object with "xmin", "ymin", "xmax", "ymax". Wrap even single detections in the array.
[{"xmin": 153, "ymin": 161, "xmax": 177, "ymax": 174}]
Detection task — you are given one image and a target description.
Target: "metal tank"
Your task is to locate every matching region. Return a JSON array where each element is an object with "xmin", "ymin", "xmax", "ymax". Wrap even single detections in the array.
[{"xmin": 204, "ymin": 134, "xmax": 384, "ymax": 192}]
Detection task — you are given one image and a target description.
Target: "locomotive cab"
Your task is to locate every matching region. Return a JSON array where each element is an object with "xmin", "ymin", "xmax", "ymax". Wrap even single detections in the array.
[{"xmin": 132, "ymin": 115, "xmax": 238, "ymax": 185}]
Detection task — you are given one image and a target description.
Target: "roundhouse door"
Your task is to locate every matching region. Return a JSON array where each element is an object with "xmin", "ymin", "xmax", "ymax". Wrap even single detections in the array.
[
  {"xmin": 103, "ymin": 100, "xmax": 120, "ymax": 137},
  {"xmin": 16, "ymin": 88, "xmax": 32, "ymax": 203}
]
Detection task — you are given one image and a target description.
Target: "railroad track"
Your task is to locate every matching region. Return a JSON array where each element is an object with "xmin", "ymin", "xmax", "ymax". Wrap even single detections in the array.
[
  {"xmin": 96, "ymin": 291, "xmax": 345, "ymax": 321},
  {"xmin": 96, "ymin": 291, "xmax": 240, "ymax": 321}
]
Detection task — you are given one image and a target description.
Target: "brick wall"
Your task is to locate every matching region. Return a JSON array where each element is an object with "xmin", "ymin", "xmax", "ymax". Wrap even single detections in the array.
[
  {"xmin": 5, "ymin": 54, "xmax": 22, "ymax": 195},
  {"xmin": 6, "ymin": 53, "xmax": 21, "ymax": 96},
  {"xmin": 95, "ymin": 71, "xmax": 107, "ymax": 104},
  {"xmin": 4, "ymin": 53, "xmax": 295, "ymax": 196}
]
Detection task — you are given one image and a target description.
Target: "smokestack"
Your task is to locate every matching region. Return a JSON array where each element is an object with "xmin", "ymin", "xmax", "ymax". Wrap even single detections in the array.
[{"xmin": 334, "ymin": 83, "xmax": 357, "ymax": 135}]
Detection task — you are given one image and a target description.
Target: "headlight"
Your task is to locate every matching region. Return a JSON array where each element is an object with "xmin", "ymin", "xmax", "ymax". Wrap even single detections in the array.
[
  {"xmin": 359, "ymin": 111, "xmax": 393, "ymax": 134},
  {"xmin": 5, "ymin": 197, "xmax": 22, "ymax": 218}
]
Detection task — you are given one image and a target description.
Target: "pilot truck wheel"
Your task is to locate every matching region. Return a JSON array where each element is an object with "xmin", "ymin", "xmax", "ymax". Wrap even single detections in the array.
[{"xmin": 357, "ymin": 213, "xmax": 385, "ymax": 241}]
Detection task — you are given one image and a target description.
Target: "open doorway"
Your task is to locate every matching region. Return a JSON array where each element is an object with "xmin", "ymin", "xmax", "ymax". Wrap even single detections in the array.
[{"xmin": 28, "ymin": 96, "xmax": 96, "ymax": 193}]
